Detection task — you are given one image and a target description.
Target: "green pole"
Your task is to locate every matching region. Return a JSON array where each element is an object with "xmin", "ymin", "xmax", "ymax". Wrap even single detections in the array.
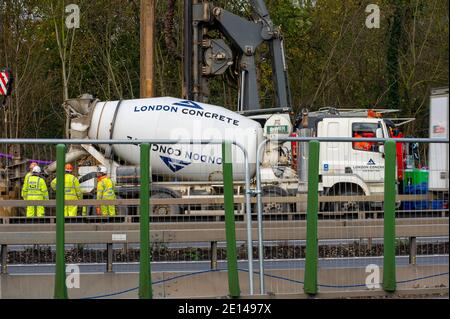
[
  {"xmin": 383, "ymin": 140, "xmax": 397, "ymax": 292},
  {"xmin": 304, "ymin": 140, "xmax": 319, "ymax": 295},
  {"xmin": 222, "ymin": 141, "xmax": 240, "ymax": 298},
  {"xmin": 139, "ymin": 143, "xmax": 152, "ymax": 299},
  {"xmin": 54, "ymin": 144, "xmax": 68, "ymax": 299}
]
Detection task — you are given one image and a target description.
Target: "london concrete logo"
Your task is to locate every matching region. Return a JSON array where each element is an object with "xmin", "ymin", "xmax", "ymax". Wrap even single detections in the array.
[
  {"xmin": 160, "ymin": 155, "xmax": 192, "ymax": 173},
  {"xmin": 133, "ymin": 99, "xmax": 240, "ymax": 126},
  {"xmin": 173, "ymin": 100, "xmax": 203, "ymax": 110}
]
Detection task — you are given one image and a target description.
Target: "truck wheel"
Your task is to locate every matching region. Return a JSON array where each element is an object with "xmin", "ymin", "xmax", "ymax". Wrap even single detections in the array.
[
  {"xmin": 150, "ymin": 191, "xmax": 181, "ymax": 215},
  {"xmin": 254, "ymin": 186, "xmax": 291, "ymax": 215},
  {"xmin": 329, "ymin": 185, "xmax": 365, "ymax": 213}
]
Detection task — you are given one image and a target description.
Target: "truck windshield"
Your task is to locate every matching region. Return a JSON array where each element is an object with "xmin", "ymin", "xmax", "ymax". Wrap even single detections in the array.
[{"xmin": 352, "ymin": 122, "xmax": 378, "ymax": 152}]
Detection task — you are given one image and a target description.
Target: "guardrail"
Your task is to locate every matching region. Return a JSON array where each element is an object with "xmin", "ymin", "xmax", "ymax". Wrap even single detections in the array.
[
  {"xmin": 1, "ymin": 218, "xmax": 447, "ymax": 297},
  {"xmin": 0, "ymin": 139, "xmax": 249, "ymax": 298},
  {"xmin": 1, "ymin": 137, "xmax": 448, "ymax": 298},
  {"xmin": 255, "ymin": 137, "xmax": 449, "ymax": 295}
]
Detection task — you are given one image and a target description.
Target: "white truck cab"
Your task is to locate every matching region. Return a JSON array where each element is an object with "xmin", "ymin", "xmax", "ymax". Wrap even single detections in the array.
[
  {"xmin": 318, "ymin": 117, "xmax": 389, "ymax": 196},
  {"xmin": 293, "ymin": 108, "xmax": 406, "ymax": 210}
]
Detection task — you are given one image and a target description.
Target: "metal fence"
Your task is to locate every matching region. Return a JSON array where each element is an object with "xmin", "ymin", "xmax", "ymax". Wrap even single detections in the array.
[
  {"xmin": 0, "ymin": 139, "xmax": 250, "ymax": 298},
  {"xmin": 0, "ymin": 137, "xmax": 448, "ymax": 298},
  {"xmin": 254, "ymin": 137, "xmax": 449, "ymax": 296}
]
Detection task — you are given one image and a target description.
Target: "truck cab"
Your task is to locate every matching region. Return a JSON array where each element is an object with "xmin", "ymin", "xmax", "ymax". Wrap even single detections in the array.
[
  {"xmin": 317, "ymin": 116, "xmax": 388, "ymax": 197},
  {"xmin": 294, "ymin": 108, "xmax": 403, "ymax": 211}
]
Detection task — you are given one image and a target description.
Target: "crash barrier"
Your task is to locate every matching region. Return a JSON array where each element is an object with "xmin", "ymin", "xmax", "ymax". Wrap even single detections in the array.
[
  {"xmin": 0, "ymin": 138, "xmax": 251, "ymax": 298},
  {"xmin": 255, "ymin": 137, "xmax": 449, "ymax": 295}
]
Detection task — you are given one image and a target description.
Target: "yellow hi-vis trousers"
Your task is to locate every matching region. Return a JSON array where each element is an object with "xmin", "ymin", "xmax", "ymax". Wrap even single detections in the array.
[
  {"xmin": 97, "ymin": 177, "xmax": 116, "ymax": 217},
  {"xmin": 22, "ymin": 175, "xmax": 48, "ymax": 218},
  {"xmin": 51, "ymin": 174, "xmax": 82, "ymax": 217}
]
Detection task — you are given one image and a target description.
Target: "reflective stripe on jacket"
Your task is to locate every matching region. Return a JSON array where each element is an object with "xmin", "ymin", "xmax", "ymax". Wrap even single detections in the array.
[
  {"xmin": 22, "ymin": 175, "xmax": 49, "ymax": 200},
  {"xmin": 97, "ymin": 176, "xmax": 116, "ymax": 200},
  {"xmin": 51, "ymin": 173, "xmax": 82, "ymax": 200},
  {"xmin": 21, "ymin": 172, "xmax": 32, "ymax": 199}
]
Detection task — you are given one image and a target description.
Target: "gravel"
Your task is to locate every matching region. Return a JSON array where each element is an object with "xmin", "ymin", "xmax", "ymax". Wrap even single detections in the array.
[{"xmin": 6, "ymin": 242, "xmax": 449, "ymax": 264}]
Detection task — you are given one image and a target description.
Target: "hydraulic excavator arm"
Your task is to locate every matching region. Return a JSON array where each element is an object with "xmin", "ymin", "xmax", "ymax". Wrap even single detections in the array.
[{"xmin": 184, "ymin": 0, "xmax": 291, "ymax": 112}]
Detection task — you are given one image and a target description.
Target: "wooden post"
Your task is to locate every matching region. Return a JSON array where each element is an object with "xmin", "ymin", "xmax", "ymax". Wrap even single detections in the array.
[
  {"xmin": 409, "ymin": 237, "xmax": 417, "ymax": 265},
  {"xmin": 140, "ymin": 0, "xmax": 155, "ymax": 98},
  {"xmin": 210, "ymin": 241, "xmax": 218, "ymax": 270},
  {"xmin": 1, "ymin": 244, "xmax": 7, "ymax": 274},
  {"xmin": 106, "ymin": 243, "xmax": 113, "ymax": 273}
]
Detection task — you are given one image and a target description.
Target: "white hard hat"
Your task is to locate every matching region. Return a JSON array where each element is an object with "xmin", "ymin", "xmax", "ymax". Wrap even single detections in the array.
[
  {"xmin": 32, "ymin": 166, "xmax": 41, "ymax": 174},
  {"xmin": 98, "ymin": 166, "xmax": 107, "ymax": 174}
]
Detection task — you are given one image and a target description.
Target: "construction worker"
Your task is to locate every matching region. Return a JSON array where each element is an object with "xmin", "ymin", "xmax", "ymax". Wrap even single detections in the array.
[
  {"xmin": 353, "ymin": 131, "xmax": 372, "ymax": 151},
  {"xmin": 96, "ymin": 166, "xmax": 116, "ymax": 216},
  {"xmin": 361, "ymin": 131, "xmax": 376, "ymax": 150},
  {"xmin": 50, "ymin": 163, "xmax": 82, "ymax": 217},
  {"xmin": 21, "ymin": 165, "xmax": 48, "ymax": 217},
  {"xmin": 24, "ymin": 162, "xmax": 38, "ymax": 187}
]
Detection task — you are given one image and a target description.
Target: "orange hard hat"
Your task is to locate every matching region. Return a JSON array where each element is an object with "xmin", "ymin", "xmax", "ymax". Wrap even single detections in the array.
[
  {"xmin": 65, "ymin": 163, "xmax": 73, "ymax": 172},
  {"xmin": 29, "ymin": 162, "xmax": 38, "ymax": 169},
  {"xmin": 368, "ymin": 109, "xmax": 382, "ymax": 118}
]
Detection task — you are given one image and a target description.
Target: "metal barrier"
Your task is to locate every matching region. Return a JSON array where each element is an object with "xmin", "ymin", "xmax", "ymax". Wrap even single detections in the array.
[
  {"xmin": 255, "ymin": 137, "xmax": 449, "ymax": 295},
  {"xmin": 0, "ymin": 138, "xmax": 251, "ymax": 298},
  {"xmin": 1, "ymin": 137, "xmax": 448, "ymax": 298}
]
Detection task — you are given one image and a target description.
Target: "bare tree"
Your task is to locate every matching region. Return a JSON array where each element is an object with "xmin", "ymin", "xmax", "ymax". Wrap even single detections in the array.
[{"xmin": 50, "ymin": 1, "xmax": 76, "ymax": 138}]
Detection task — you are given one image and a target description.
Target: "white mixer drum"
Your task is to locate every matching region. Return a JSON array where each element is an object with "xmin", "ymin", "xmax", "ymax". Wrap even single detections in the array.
[{"xmin": 88, "ymin": 97, "xmax": 263, "ymax": 181}]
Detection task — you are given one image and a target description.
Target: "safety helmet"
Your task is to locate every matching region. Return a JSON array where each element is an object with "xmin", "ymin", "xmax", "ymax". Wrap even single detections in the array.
[
  {"xmin": 29, "ymin": 162, "xmax": 38, "ymax": 170},
  {"xmin": 65, "ymin": 163, "xmax": 73, "ymax": 172},
  {"xmin": 97, "ymin": 166, "xmax": 107, "ymax": 174},
  {"xmin": 32, "ymin": 166, "xmax": 41, "ymax": 174}
]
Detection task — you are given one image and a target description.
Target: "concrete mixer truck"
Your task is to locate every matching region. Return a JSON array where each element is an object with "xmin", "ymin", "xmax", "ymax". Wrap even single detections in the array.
[
  {"xmin": 45, "ymin": 94, "xmax": 298, "ymax": 216},
  {"xmin": 45, "ymin": 93, "xmax": 414, "ymax": 217}
]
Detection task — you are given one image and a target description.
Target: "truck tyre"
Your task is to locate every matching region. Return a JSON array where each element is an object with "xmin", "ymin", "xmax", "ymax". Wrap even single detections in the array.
[
  {"xmin": 150, "ymin": 190, "xmax": 182, "ymax": 215},
  {"xmin": 253, "ymin": 185, "xmax": 292, "ymax": 215},
  {"xmin": 328, "ymin": 184, "xmax": 365, "ymax": 214}
]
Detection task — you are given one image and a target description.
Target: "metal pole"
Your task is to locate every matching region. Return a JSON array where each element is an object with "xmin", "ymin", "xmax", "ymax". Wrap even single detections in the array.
[
  {"xmin": 0, "ymin": 137, "xmax": 448, "ymax": 145},
  {"xmin": 222, "ymin": 141, "xmax": 240, "ymax": 298},
  {"xmin": 383, "ymin": 140, "xmax": 397, "ymax": 292},
  {"xmin": 255, "ymin": 139, "xmax": 268, "ymax": 294},
  {"xmin": 244, "ymin": 152, "xmax": 254, "ymax": 295},
  {"xmin": 54, "ymin": 144, "xmax": 68, "ymax": 299},
  {"xmin": 304, "ymin": 140, "xmax": 319, "ymax": 295},
  {"xmin": 139, "ymin": 143, "xmax": 152, "ymax": 299}
]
